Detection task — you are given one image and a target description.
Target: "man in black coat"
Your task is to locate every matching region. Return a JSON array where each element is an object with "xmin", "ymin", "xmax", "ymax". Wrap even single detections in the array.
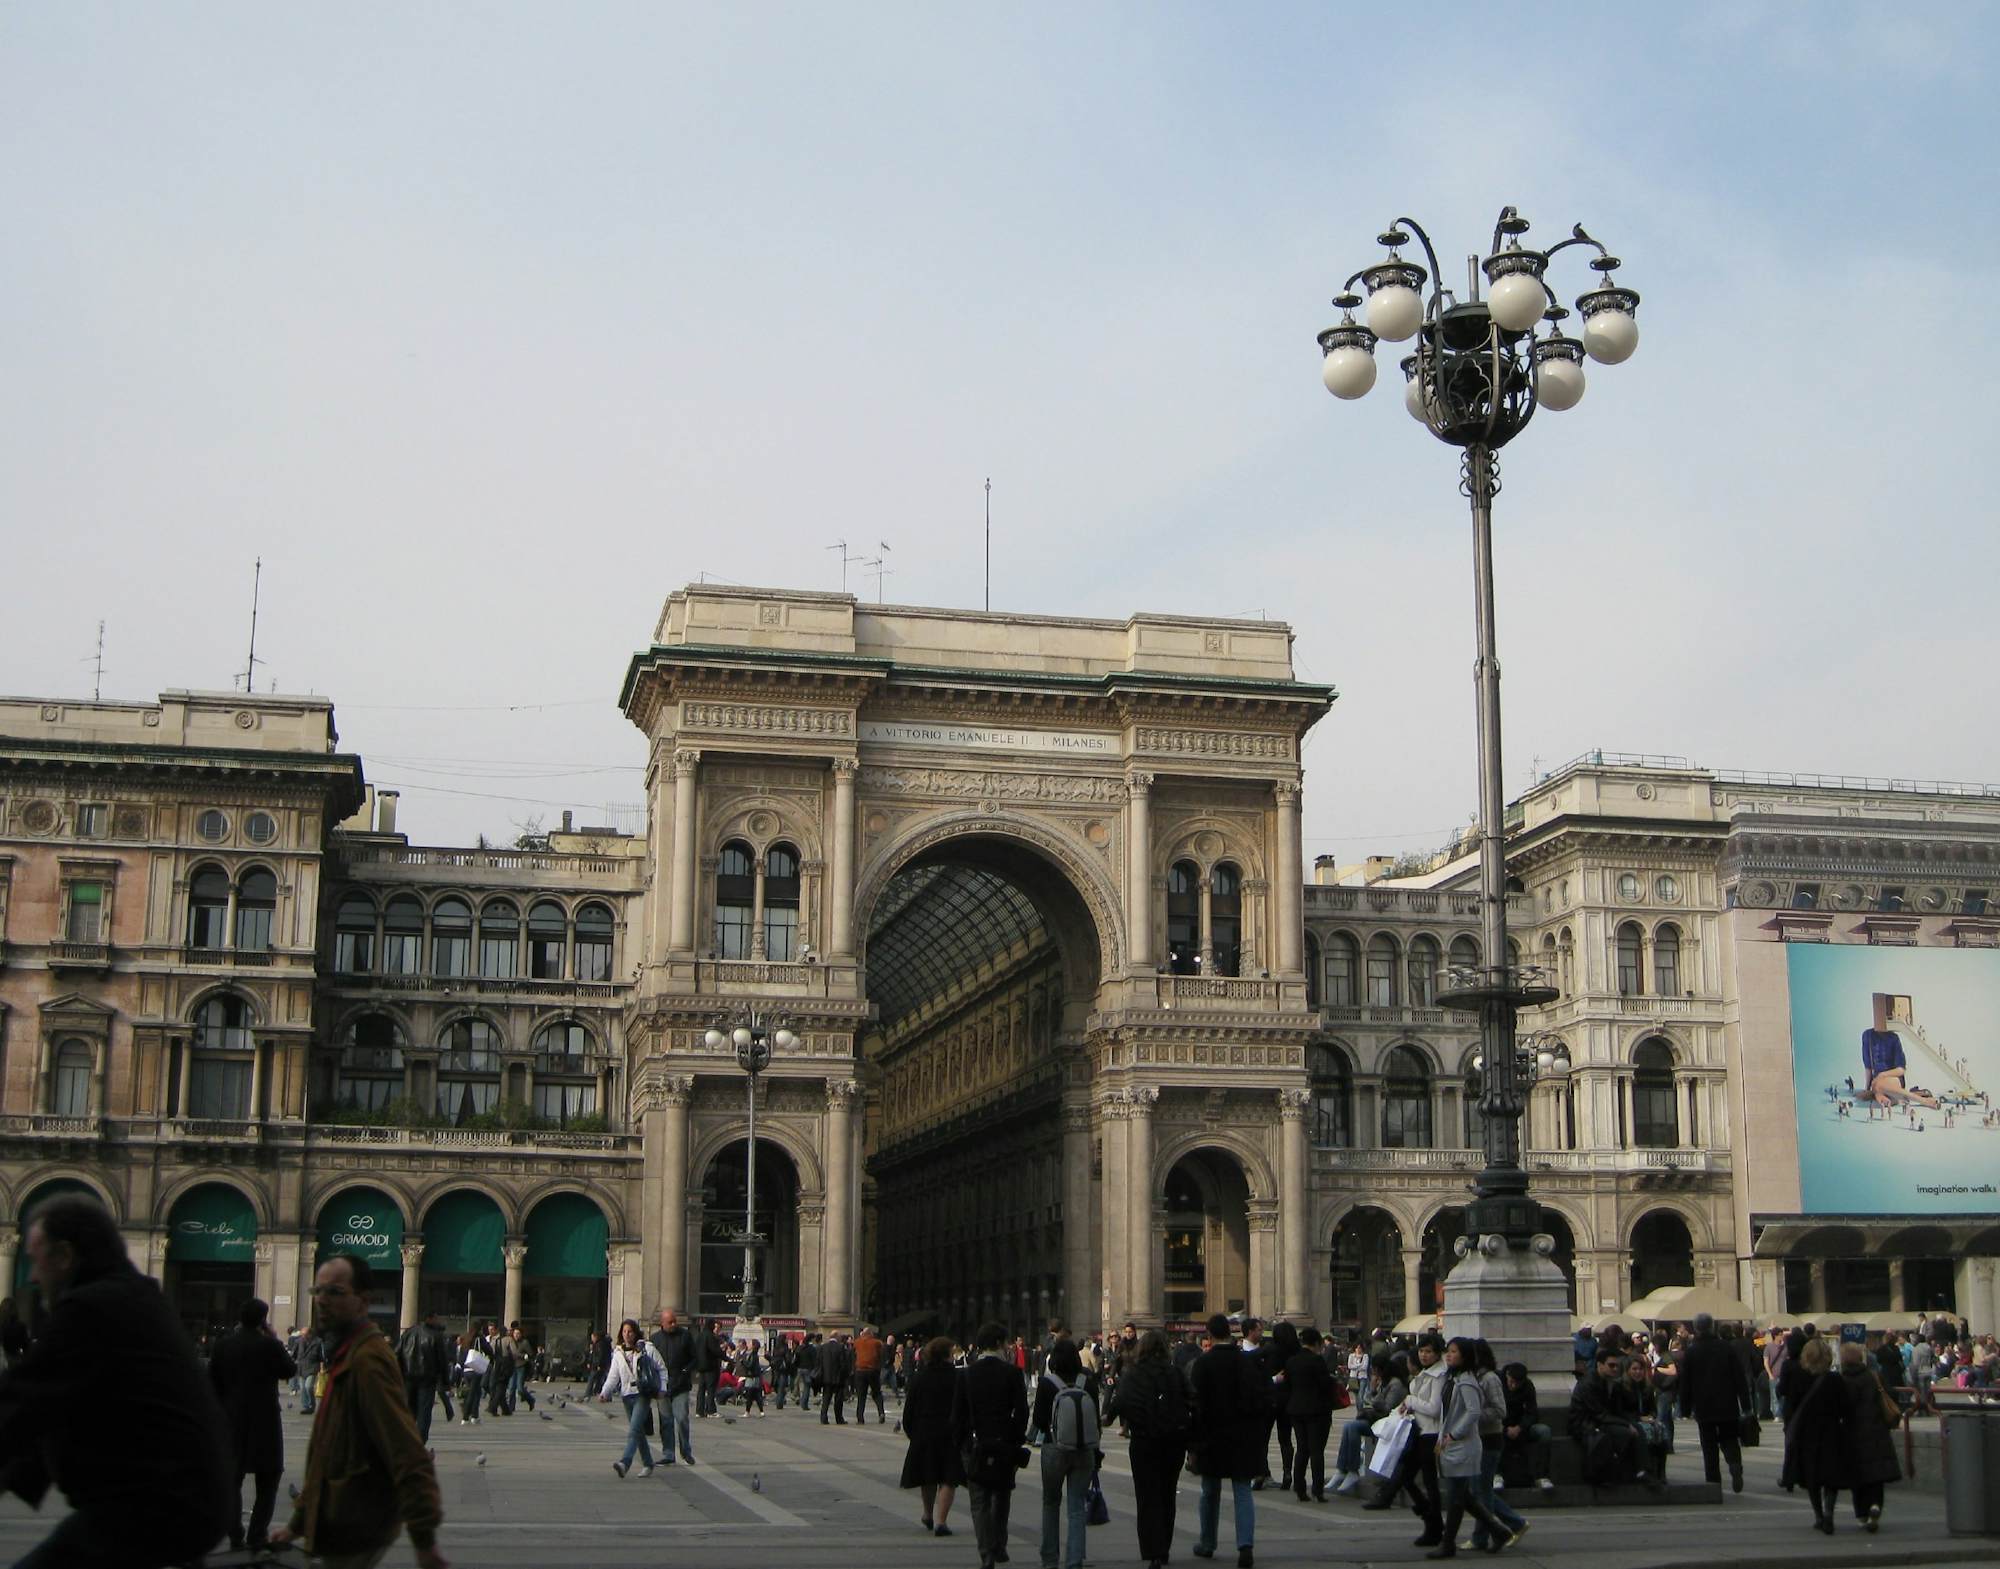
[
  {"xmin": 0, "ymin": 1195, "xmax": 235, "ymax": 1566},
  {"xmin": 1676, "ymin": 1313, "xmax": 1750, "ymax": 1492},
  {"xmin": 651, "ymin": 1310, "xmax": 698, "ymax": 1464},
  {"xmin": 1190, "ymin": 1314, "xmax": 1263, "ymax": 1567},
  {"xmin": 953, "ymin": 1321, "xmax": 1029, "ymax": 1569},
  {"xmin": 210, "ymin": 1296, "xmax": 297, "ymax": 1551},
  {"xmin": 818, "ymin": 1331, "xmax": 853, "ymax": 1424},
  {"xmin": 397, "ymin": 1307, "xmax": 453, "ymax": 1443}
]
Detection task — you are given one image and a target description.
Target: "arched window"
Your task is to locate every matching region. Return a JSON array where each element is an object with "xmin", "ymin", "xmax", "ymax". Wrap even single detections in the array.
[
  {"xmin": 527, "ymin": 900, "xmax": 567, "ymax": 979},
  {"xmin": 1382, "ymin": 1045, "xmax": 1433, "ymax": 1148},
  {"xmin": 575, "ymin": 902, "xmax": 614, "ymax": 981},
  {"xmin": 1211, "ymin": 862, "xmax": 1242, "ymax": 977},
  {"xmin": 336, "ymin": 1013, "xmax": 405, "ymax": 1111},
  {"xmin": 1310, "ymin": 1043, "xmax": 1352, "ymax": 1148},
  {"xmin": 235, "ymin": 868, "xmax": 276, "ymax": 953},
  {"xmin": 189, "ymin": 995, "xmax": 252, "ymax": 1118},
  {"xmin": 1633, "ymin": 1037, "xmax": 1678, "ymax": 1148},
  {"xmin": 52, "ymin": 1039, "xmax": 93, "ymax": 1116},
  {"xmin": 188, "ymin": 866, "xmax": 230, "ymax": 949},
  {"xmin": 1653, "ymin": 923, "xmax": 1682, "ymax": 997},
  {"xmin": 382, "ymin": 895, "xmax": 423, "ymax": 975},
  {"xmin": 1166, "ymin": 861, "xmax": 1200, "ymax": 974},
  {"xmin": 432, "ymin": 897, "xmax": 472, "ymax": 977},
  {"xmin": 437, "ymin": 1018, "xmax": 503, "ymax": 1124},
  {"xmin": 1447, "ymin": 935, "xmax": 1480, "ymax": 978},
  {"xmin": 1615, "ymin": 921, "xmax": 1644, "ymax": 997},
  {"xmin": 714, "ymin": 842, "xmax": 754, "ymax": 958},
  {"xmin": 1366, "ymin": 935, "xmax": 1400, "ymax": 1007},
  {"xmin": 477, "ymin": 899, "xmax": 518, "ymax": 979},
  {"xmin": 334, "ymin": 894, "xmax": 376, "ymax": 973},
  {"xmin": 1541, "ymin": 932, "xmax": 1560, "ymax": 995},
  {"xmin": 764, "ymin": 843, "xmax": 801, "ymax": 961},
  {"xmin": 1408, "ymin": 936, "xmax": 1441, "ymax": 1008},
  {"xmin": 1324, "ymin": 932, "xmax": 1359, "ymax": 1006},
  {"xmin": 1558, "ymin": 927, "xmax": 1574, "ymax": 994},
  {"xmin": 532, "ymin": 1020, "xmax": 599, "ymax": 1125}
]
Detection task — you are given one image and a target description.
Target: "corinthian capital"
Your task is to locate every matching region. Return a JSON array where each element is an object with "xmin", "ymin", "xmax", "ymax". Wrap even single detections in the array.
[
  {"xmin": 826, "ymin": 1078, "xmax": 861, "ymax": 1111},
  {"xmin": 1274, "ymin": 780, "xmax": 1302, "ymax": 806},
  {"xmin": 400, "ymin": 1240, "xmax": 427, "ymax": 1268},
  {"xmin": 832, "ymin": 756, "xmax": 860, "ymax": 780},
  {"xmin": 672, "ymin": 748, "xmax": 702, "ymax": 778},
  {"xmin": 1277, "ymin": 1087, "xmax": 1313, "ymax": 1119}
]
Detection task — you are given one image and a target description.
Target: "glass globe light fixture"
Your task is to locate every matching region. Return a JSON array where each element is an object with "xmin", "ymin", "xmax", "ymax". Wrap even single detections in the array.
[
  {"xmin": 1362, "ymin": 258, "xmax": 1426, "ymax": 342},
  {"xmin": 732, "ymin": 1026, "xmax": 753, "ymax": 1049},
  {"xmin": 1317, "ymin": 298, "xmax": 1379, "ymax": 400},
  {"xmin": 773, "ymin": 1028, "xmax": 798, "ymax": 1050},
  {"xmin": 1401, "ymin": 354, "xmax": 1429, "ymax": 423},
  {"xmin": 1483, "ymin": 243, "xmax": 1550, "ymax": 335},
  {"xmin": 1576, "ymin": 277, "xmax": 1641, "ymax": 365},
  {"xmin": 1533, "ymin": 331, "xmax": 1587, "ymax": 411},
  {"xmin": 703, "ymin": 1027, "xmax": 726, "ymax": 1050}
]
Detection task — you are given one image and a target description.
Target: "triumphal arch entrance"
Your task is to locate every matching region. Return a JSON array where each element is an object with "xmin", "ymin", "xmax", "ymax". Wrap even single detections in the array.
[{"xmin": 620, "ymin": 585, "xmax": 1332, "ymax": 1334}]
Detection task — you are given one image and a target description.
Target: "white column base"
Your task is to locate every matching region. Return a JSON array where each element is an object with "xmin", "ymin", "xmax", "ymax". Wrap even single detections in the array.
[{"xmin": 1441, "ymin": 1234, "xmax": 1577, "ymax": 1403}]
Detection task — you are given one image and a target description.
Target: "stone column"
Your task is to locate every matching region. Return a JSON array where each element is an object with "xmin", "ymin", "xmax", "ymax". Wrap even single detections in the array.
[
  {"xmin": 1278, "ymin": 1088, "xmax": 1312, "ymax": 1321},
  {"xmin": 400, "ymin": 1241, "xmax": 425, "ymax": 1331},
  {"xmin": 1127, "ymin": 1087, "xmax": 1159, "ymax": 1321},
  {"xmin": 1098, "ymin": 1091, "xmax": 1129, "ymax": 1330},
  {"xmin": 749, "ymin": 856, "xmax": 768, "ymax": 958},
  {"xmin": 1274, "ymin": 782, "xmax": 1303, "ymax": 975},
  {"xmin": 1402, "ymin": 1246, "xmax": 1425, "ymax": 1320},
  {"xmin": 667, "ymin": 749, "xmax": 701, "ymax": 953},
  {"xmin": 659, "ymin": 1076, "xmax": 694, "ymax": 1313},
  {"xmin": 823, "ymin": 1079, "xmax": 860, "ymax": 1322},
  {"xmin": 503, "ymin": 1241, "xmax": 528, "ymax": 1328},
  {"xmin": 1807, "ymin": 1258, "xmax": 1828, "ymax": 1315},
  {"xmin": 1126, "ymin": 772, "xmax": 1153, "ymax": 970},
  {"xmin": 1063, "ymin": 1101, "xmax": 1094, "ymax": 1329},
  {"xmin": 176, "ymin": 1043, "xmax": 193, "ymax": 1120},
  {"xmin": 1889, "ymin": 1256, "xmax": 1908, "ymax": 1312},
  {"xmin": 0, "ymin": 1237, "xmax": 15, "ymax": 1299},
  {"xmin": 247, "ymin": 1041, "xmax": 266, "ymax": 1123},
  {"xmin": 1198, "ymin": 877, "xmax": 1214, "ymax": 973},
  {"xmin": 829, "ymin": 759, "xmax": 858, "ymax": 958}
]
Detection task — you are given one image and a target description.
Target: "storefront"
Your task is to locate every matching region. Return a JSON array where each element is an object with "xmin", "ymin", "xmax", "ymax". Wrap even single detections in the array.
[
  {"xmin": 419, "ymin": 1189, "xmax": 505, "ymax": 1332},
  {"xmin": 165, "ymin": 1183, "xmax": 259, "ymax": 1345},
  {"xmin": 521, "ymin": 1192, "xmax": 608, "ymax": 1350},
  {"xmin": 316, "ymin": 1185, "xmax": 405, "ymax": 1330}
]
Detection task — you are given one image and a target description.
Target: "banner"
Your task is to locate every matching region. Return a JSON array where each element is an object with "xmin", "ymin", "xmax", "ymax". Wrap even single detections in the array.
[{"xmin": 1787, "ymin": 945, "xmax": 1999, "ymax": 1214}]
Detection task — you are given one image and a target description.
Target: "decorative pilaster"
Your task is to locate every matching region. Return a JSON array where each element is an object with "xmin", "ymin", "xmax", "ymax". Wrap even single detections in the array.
[
  {"xmin": 668, "ymin": 749, "xmax": 701, "ymax": 952},
  {"xmin": 1126, "ymin": 1087, "xmax": 1160, "ymax": 1321},
  {"xmin": 830, "ymin": 758, "xmax": 858, "ymax": 958},
  {"xmin": 1126, "ymin": 772, "xmax": 1153, "ymax": 970},
  {"xmin": 658, "ymin": 1074, "xmax": 694, "ymax": 1313},
  {"xmin": 823, "ymin": 1079, "xmax": 861, "ymax": 1321},
  {"xmin": 400, "ymin": 1240, "xmax": 425, "ymax": 1331},
  {"xmin": 502, "ymin": 1241, "xmax": 528, "ymax": 1329},
  {"xmin": 1277, "ymin": 1087, "xmax": 1312, "ymax": 1321},
  {"xmin": 1274, "ymin": 781, "xmax": 1303, "ymax": 975}
]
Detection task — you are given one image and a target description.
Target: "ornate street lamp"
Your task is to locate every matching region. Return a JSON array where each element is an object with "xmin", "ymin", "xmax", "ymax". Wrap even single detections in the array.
[
  {"xmin": 703, "ymin": 1009, "xmax": 797, "ymax": 1326},
  {"xmin": 1321, "ymin": 208, "xmax": 1638, "ymax": 1353}
]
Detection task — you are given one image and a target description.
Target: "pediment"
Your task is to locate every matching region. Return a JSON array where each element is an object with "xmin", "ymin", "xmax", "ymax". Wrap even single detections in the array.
[{"xmin": 39, "ymin": 992, "xmax": 116, "ymax": 1023}]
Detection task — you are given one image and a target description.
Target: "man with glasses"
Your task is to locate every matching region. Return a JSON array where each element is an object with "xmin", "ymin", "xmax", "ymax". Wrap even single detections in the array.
[{"xmin": 272, "ymin": 1255, "xmax": 448, "ymax": 1568}]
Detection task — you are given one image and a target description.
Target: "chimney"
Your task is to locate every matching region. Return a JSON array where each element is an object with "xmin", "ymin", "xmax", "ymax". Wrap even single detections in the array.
[
  {"xmin": 377, "ymin": 790, "xmax": 399, "ymax": 835},
  {"xmin": 561, "ymin": 810, "xmax": 573, "ymax": 833}
]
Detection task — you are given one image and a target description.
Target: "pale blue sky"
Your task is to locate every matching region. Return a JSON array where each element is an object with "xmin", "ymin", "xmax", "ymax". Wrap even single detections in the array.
[{"xmin": 4, "ymin": 3, "xmax": 1996, "ymax": 854}]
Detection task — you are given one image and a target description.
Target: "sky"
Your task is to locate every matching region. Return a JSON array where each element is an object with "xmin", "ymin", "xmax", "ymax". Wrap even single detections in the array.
[{"xmin": 5, "ymin": 2, "xmax": 1998, "ymax": 859}]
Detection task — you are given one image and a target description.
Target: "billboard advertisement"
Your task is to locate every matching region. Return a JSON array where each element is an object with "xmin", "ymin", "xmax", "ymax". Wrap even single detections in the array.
[{"xmin": 1788, "ymin": 944, "xmax": 1999, "ymax": 1214}]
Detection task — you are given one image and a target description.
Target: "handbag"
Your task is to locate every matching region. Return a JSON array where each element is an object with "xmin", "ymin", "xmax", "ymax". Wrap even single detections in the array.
[
  {"xmin": 1873, "ymin": 1374, "xmax": 1902, "ymax": 1427},
  {"xmin": 1736, "ymin": 1413, "xmax": 1760, "ymax": 1448},
  {"xmin": 1086, "ymin": 1475, "xmax": 1109, "ymax": 1526},
  {"xmin": 1367, "ymin": 1411, "xmax": 1414, "ymax": 1480}
]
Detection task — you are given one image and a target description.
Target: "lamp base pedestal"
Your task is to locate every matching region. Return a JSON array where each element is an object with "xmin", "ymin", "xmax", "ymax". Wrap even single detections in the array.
[{"xmin": 1441, "ymin": 1233, "xmax": 1576, "ymax": 1403}]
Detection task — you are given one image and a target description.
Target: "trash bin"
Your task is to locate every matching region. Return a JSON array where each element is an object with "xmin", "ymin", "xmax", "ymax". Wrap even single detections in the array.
[{"xmin": 1943, "ymin": 1408, "xmax": 2000, "ymax": 1535}]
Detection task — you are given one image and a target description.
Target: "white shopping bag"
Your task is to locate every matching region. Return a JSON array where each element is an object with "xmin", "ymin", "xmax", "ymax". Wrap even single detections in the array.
[{"xmin": 1367, "ymin": 1411, "xmax": 1414, "ymax": 1479}]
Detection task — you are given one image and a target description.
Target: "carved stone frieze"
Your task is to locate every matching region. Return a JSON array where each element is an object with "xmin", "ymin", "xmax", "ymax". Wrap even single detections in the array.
[
  {"xmin": 1134, "ymin": 728, "xmax": 1291, "ymax": 761},
  {"xmin": 859, "ymin": 766, "xmax": 1125, "ymax": 805},
  {"xmin": 681, "ymin": 702, "xmax": 853, "ymax": 737}
]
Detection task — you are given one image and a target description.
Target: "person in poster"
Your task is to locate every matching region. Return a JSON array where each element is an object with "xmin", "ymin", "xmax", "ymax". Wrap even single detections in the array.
[{"xmin": 1860, "ymin": 994, "xmax": 1940, "ymax": 1111}]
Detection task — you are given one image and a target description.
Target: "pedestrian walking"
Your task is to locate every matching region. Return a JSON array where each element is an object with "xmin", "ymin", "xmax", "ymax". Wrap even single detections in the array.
[
  {"xmin": 954, "ymin": 1321, "xmax": 1031, "ymax": 1569},
  {"xmin": 504, "ymin": 1323, "xmax": 537, "ymax": 1412},
  {"xmin": 1427, "ymin": 1339, "xmax": 1511, "ymax": 1558},
  {"xmin": 737, "ymin": 1338, "xmax": 767, "ymax": 1415},
  {"xmin": 819, "ymin": 1330, "xmax": 853, "ymax": 1424},
  {"xmin": 900, "ymin": 1335, "xmax": 965, "ymax": 1537},
  {"xmin": 1834, "ymin": 1340, "xmax": 1901, "ymax": 1531},
  {"xmin": 1677, "ymin": 1313, "xmax": 1750, "ymax": 1493},
  {"xmin": 649, "ymin": 1309, "xmax": 698, "ymax": 1463},
  {"xmin": 1466, "ymin": 1340, "xmax": 1527, "ymax": 1550},
  {"xmin": 396, "ymin": 1309, "xmax": 451, "ymax": 1445},
  {"xmin": 209, "ymin": 1296, "xmax": 297, "ymax": 1554},
  {"xmin": 457, "ymin": 1333, "xmax": 489, "ymax": 1424},
  {"xmin": 853, "ymin": 1325, "xmax": 887, "ymax": 1422},
  {"xmin": 694, "ymin": 1317, "xmax": 723, "ymax": 1417},
  {"xmin": 1189, "ymin": 1313, "xmax": 1263, "ymax": 1568},
  {"xmin": 298, "ymin": 1324, "xmax": 327, "ymax": 1415},
  {"xmin": 1110, "ymin": 1327, "xmax": 1191, "ymax": 1569},
  {"xmin": 1283, "ymin": 1326, "xmax": 1336, "ymax": 1501},
  {"xmin": 600, "ymin": 1319, "xmax": 666, "ymax": 1478},
  {"xmin": 1032, "ymin": 1339, "xmax": 1098, "ymax": 1569},
  {"xmin": 771, "ymin": 1332, "xmax": 797, "ymax": 1409},
  {"xmin": 1782, "ymin": 1337, "xmax": 1843, "ymax": 1533}
]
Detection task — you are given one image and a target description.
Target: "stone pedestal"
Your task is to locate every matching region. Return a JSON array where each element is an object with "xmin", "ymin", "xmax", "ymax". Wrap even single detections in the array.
[{"xmin": 1441, "ymin": 1231, "xmax": 1575, "ymax": 1403}]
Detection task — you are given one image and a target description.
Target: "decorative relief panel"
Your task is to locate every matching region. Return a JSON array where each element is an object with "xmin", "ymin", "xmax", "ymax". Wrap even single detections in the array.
[
  {"xmin": 1134, "ymin": 728, "xmax": 1291, "ymax": 760},
  {"xmin": 681, "ymin": 703, "xmax": 853, "ymax": 737},
  {"xmin": 859, "ymin": 767, "xmax": 1124, "ymax": 804}
]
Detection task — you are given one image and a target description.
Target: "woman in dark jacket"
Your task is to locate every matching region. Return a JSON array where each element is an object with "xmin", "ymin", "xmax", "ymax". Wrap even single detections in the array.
[
  {"xmin": 207, "ymin": 1298, "xmax": 297, "ymax": 1552},
  {"xmin": 1266, "ymin": 1321, "xmax": 1302, "ymax": 1492},
  {"xmin": 1834, "ymin": 1342, "xmax": 1900, "ymax": 1532},
  {"xmin": 1333, "ymin": 1350, "xmax": 1407, "ymax": 1492},
  {"xmin": 1110, "ymin": 1329, "xmax": 1191, "ymax": 1569},
  {"xmin": 899, "ymin": 1336, "xmax": 964, "ymax": 1537},
  {"xmin": 1782, "ymin": 1337, "xmax": 1844, "ymax": 1533},
  {"xmin": 1283, "ymin": 1328, "xmax": 1337, "ymax": 1501}
]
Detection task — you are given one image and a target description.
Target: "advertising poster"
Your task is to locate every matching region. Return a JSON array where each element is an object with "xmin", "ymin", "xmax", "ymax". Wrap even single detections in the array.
[{"xmin": 1788, "ymin": 944, "xmax": 1999, "ymax": 1214}]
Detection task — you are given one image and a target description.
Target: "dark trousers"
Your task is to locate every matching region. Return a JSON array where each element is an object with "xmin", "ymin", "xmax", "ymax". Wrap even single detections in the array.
[
  {"xmin": 855, "ymin": 1369, "xmax": 885, "ymax": 1420},
  {"xmin": 406, "ymin": 1376, "xmax": 439, "ymax": 1444},
  {"xmin": 1851, "ymin": 1480, "xmax": 1885, "ymax": 1519},
  {"xmin": 1381, "ymin": 1432, "xmax": 1442, "ymax": 1533},
  {"xmin": 1695, "ymin": 1418, "xmax": 1744, "ymax": 1484},
  {"xmin": 820, "ymin": 1380, "xmax": 847, "ymax": 1422},
  {"xmin": 1274, "ymin": 1414, "xmax": 1294, "ymax": 1484},
  {"xmin": 15, "ymin": 1509, "xmax": 217, "ymax": 1569},
  {"xmin": 698, "ymin": 1369, "xmax": 721, "ymax": 1415},
  {"xmin": 1129, "ymin": 1434, "xmax": 1185, "ymax": 1562},
  {"xmin": 968, "ymin": 1480, "xmax": 1014, "ymax": 1569},
  {"xmin": 1291, "ymin": 1412, "xmax": 1332, "ymax": 1496},
  {"xmin": 1438, "ymin": 1471, "xmax": 1505, "ymax": 1549},
  {"xmin": 230, "ymin": 1466, "xmax": 280, "ymax": 1550}
]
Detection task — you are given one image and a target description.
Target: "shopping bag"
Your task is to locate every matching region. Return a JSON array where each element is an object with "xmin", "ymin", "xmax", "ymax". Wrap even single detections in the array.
[
  {"xmin": 1367, "ymin": 1411, "xmax": 1414, "ymax": 1479},
  {"xmin": 1086, "ymin": 1476, "xmax": 1110, "ymax": 1525}
]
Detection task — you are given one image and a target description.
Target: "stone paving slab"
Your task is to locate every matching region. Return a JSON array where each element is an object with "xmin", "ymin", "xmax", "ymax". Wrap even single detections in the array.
[{"xmin": 0, "ymin": 1383, "xmax": 1990, "ymax": 1567}]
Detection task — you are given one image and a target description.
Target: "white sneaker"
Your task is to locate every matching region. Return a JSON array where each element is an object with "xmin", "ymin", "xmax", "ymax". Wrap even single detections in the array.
[
  {"xmin": 1493, "ymin": 1478, "xmax": 1505, "ymax": 1491},
  {"xmin": 1536, "ymin": 1478, "xmax": 1553, "ymax": 1494},
  {"xmin": 639, "ymin": 1465, "xmax": 655, "ymax": 1477},
  {"xmin": 1334, "ymin": 1474, "xmax": 1362, "ymax": 1496}
]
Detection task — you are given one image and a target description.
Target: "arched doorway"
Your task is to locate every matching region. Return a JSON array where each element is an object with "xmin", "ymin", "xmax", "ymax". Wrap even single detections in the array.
[
  {"xmin": 1419, "ymin": 1206, "xmax": 1467, "ymax": 1314},
  {"xmin": 165, "ymin": 1182, "xmax": 260, "ymax": 1345},
  {"xmin": 315, "ymin": 1185, "xmax": 406, "ymax": 1329},
  {"xmin": 420, "ymin": 1190, "xmax": 506, "ymax": 1331},
  {"xmin": 860, "ymin": 831, "xmax": 1104, "ymax": 1334},
  {"xmin": 1331, "ymin": 1206, "xmax": 1404, "ymax": 1334},
  {"xmin": 522, "ymin": 1192, "xmax": 610, "ymax": 1348},
  {"xmin": 1162, "ymin": 1152, "xmax": 1252, "ymax": 1322},
  {"xmin": 1629, "ymin": 1209, "xmax": 1695, "ymax": 1303},
  {"xmin": 698, "ymin": 1143, "xmax": 799, "ymax": 1320}
]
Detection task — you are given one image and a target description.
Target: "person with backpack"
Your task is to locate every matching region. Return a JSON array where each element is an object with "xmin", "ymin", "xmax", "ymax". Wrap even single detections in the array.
[
  {"xmin": 1032, "ymin": 1339, "xmax": 1099, "ymax": 1569},
  {"xmin": 599, "ymin": 1318, "xmax": 666, "ymax": 1477},
  {"xmin": 1111, "ymin": 1328, "xmax": 1191, "ymax": 1569},
  {"xmin": 397, "ymin": 1308, "xmax": 451, "ymax": 1444}
]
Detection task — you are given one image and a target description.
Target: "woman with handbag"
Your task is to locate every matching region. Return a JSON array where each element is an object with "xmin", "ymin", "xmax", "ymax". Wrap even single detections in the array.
[
  {"xmin": 458, "ymin": 1333, "xmax": 488, "ymax": 1426},
  {"xmin": 1427, "ymin": 1339, "xmax": 1512, "ymax": 1558},
  {"xmin": 1833, "ymin": 1341, "xmax": 1902, "ymax": 1532},
  {"xmin": 900, "ymin": 1336, "xmax": 965, "ymax": 1537},
  {"xmin": 1110, "ymin": 1329, "xmax": 1190, "ymax": 1569},
  {"xmin": 599, "ymin": 1318, "xmax": 666, "ymax": 1478},
  {"xmin": 1782, "ymin": 1337, "xmax": 1844, "ymax": 1533},
  {"xmin": 1333, "ymin": 1349, "xmax": 1407, "ymax": 1494}
]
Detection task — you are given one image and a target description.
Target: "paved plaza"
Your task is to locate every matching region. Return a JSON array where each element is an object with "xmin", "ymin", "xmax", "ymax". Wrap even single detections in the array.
[{"xmin": 0, "ymin": 1384, "xmax": 1988, "ymax": 1569}]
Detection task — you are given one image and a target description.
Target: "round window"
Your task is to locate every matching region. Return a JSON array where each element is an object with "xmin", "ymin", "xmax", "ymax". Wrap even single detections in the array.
[
  {"xmin": 245, "ymin": 811, "xmax": 277, "ymax": 844},
  {"xmin": 196, "ymin": 809, "xmax": 229, "ymax": 843},
  {"xmin": 1655, "ymin": 874, "xmax": 1680, "ymax": 903},
  {"xmin": 1617, "ymin": 872, "xmax": 1641, "ymax": 901}
]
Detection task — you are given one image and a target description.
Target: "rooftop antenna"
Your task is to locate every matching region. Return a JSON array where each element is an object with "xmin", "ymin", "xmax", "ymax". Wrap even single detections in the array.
[
  {"xmin": 984, "ymin": 478, "xmax": 991, "ymax": 612},
  {"xmin": 86, "ymin": 619, "xmax": 106, "ymax": 701},
  {"xmin": 239, "ymin": 557, "xmax": 266, "ymax": 694},
  {"xmin": 827, "ymin": 539, "xmax": 868, "ymax": 593},
  {"xmin": 866, "ymin": 543, "xmax": 893, "ymax": 604}
]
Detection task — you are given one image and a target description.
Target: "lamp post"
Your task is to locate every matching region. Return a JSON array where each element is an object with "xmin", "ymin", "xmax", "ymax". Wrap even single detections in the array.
[
  {"xmin": 1321, "ymin": 206, "xmax": 1638, "ymax": 1373},
  {"xmin": 703, "ymin": 1009, "xmax": 797, "ymax": 1329}
]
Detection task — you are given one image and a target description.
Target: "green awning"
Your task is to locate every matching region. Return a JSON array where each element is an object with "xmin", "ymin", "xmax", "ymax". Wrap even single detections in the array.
[
  {"xmin": 168, "ymin": 1183, "xmax": 258, "ymax": 1262},
  {"xmin": 421, "ymin": 1190, "xmax": 505, "ymax": 1276},
  {"xmin": 523, "ymin": 1193, "xmax": 608, "ymax": 1279},
  {"xmin": 316, "ymin": 1186, "xmax": 405, "ymax": 1271},
  {"xmin": 13, "ymin": 1180, "xmax": 102, "ymax": 1288}
]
